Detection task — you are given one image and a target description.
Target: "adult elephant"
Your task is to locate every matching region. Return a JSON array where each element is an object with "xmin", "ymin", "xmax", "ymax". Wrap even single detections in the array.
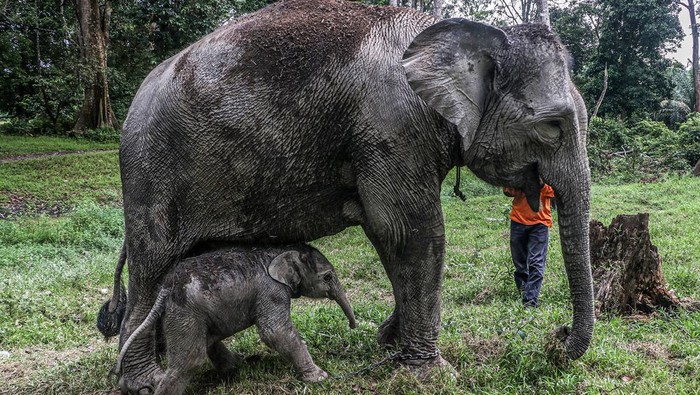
[{"xmin": 118, "ymin": 0, "xmax": 593, "ymax": 391}]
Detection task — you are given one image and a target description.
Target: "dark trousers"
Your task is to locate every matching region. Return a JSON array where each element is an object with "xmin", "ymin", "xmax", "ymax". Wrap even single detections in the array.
[{"xmin": 510, "ymin": 221, "xmax": 549, "ymax": 307}]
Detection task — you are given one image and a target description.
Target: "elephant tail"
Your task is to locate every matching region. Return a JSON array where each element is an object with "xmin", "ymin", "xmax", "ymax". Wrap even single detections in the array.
[
  {"xmin": 97, "ymin": 240, "xmax": 128, "ymax": 338},
  {"xmin": 109, "ymin": 240, "xmax": 128, "ymax": 312},
  {"xmin": 113, "ymin": 287, "xmax": 168, "ymax": 376}
]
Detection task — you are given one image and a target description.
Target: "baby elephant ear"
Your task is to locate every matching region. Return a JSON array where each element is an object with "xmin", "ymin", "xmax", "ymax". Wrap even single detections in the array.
[{"xmin": 268, "ymin": 251, "xmax": 302, "ymax": 290}]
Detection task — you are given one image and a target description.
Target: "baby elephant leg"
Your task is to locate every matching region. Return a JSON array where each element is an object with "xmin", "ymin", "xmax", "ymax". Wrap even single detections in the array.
[
  {"xmin": 257, "ymin": 314, "xmax": 327, "ymax": 382},
  {"xmin": 207, "ymin": 341, "xmax": 243, "ymax": 376},
  {"xmin": 155, "ymin": 319, "xmax": 208, "ymax": 395}
]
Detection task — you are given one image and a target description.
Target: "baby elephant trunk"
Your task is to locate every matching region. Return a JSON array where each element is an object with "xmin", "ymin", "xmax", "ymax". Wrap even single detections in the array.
[{"xmin": 333, "ymin": 284, "xmax": 356, "ymax": 329}]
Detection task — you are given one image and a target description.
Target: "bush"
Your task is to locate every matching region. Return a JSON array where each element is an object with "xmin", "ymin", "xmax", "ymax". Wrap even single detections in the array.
[
  {"xmin": 81, "ymin": 126, "xmax": 121, "ymax": 143},
  {"xmin": 630, "ymin": 120, "xmax": 688, "ymax": 173},
  {"xmin": 0, "ymin": 119, "xmax": 31, "ymax": 135},
  {"xmin": 587, "ymin": 117, "xmax": 690, "ymax": 182},
  {"xmin": 677, "ymin": 113, "xmax": 700, "ymax": 166}
]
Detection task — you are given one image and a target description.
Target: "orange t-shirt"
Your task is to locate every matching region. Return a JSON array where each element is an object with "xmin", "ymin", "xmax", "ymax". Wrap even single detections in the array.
[{"xmin": 503, "ymin": 185, "xmax": 555, "ymax": 227}]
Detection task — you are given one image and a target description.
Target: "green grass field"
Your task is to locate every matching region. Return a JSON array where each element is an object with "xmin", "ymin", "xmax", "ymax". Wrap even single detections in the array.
[{"xmin": 1, "ymin": 136, "xmax": 699, "ymax": 394}]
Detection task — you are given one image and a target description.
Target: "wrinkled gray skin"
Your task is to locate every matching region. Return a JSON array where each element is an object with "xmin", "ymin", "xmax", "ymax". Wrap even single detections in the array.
[
  {"xmin": 116, "ymin": 244, "xmax": 356, "ymax": 394},
  {"xmin": 118, "ymin": 0, "xmax": 593, "ymax": 390}
]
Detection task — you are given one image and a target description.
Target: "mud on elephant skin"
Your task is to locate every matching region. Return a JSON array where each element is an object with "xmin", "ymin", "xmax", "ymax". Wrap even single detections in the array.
[
  {"xmin": 115, "ymin": 244, "xmax": 355, "ymax": 395},
  {"xmin": 117, "ymin": 0, "xmax": 593, "ymax": 390}
]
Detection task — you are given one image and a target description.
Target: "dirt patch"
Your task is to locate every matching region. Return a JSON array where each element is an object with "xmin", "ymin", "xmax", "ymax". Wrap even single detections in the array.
[
  {"xmin": 462, "ymin": 332, "xmax": 505, "ymax": 364},
  {"xmin": 0, "ymin": 194, "xmax": 70, "ymax": 219},
  {"xmin": 470, "ymin": 288, "xmax": 493, "ymax": 305},
  {"xmin": 0, "ymin": 339, "xmax": 112, "ymax": 389},
  {"xmin": 0, "ymin": 149, "xmax": 117, "ymax": 164},
  {"xmin": 625, "ymin": 341, "xmax": 670, "ymax": 360}
]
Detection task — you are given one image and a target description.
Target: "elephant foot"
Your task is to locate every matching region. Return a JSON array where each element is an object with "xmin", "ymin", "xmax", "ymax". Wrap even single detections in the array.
[
  {"xmin": 118, "ymin": 376, "xmax": 156, "ymax": 395},
  {"xmin": 214, "ymin": 353, "xmax": 245, "ymax": 377},
  {"xmin": 300, "ymin": 366, "xmax": 328, "ymax": 382},
  {"xmin": 400, "ymin": 355, "xmax": 458, "ymax": 381},
  {"xmin": 208, "ymin": 342, "xmax": 244, "ymax": 377},
  {"xmin": 376, "ymin": 314, "xmax": 400, "ymax": 348},
  {"xmin": 118, "ymin": 367, "xmax": 163, "ymax": 395}
]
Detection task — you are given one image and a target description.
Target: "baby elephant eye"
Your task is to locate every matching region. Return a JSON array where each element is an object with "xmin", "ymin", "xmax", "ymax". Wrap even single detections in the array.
[{"xmin": 323, "ymin": 273, "xmax": 334, "ymax": 283}]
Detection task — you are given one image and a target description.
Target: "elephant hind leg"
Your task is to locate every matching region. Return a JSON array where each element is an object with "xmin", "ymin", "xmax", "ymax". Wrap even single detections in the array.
[
  {"xmin": 207, "ymin": 341, "xmax": 243, "ymax": 376},
  {"xmin": 118, "ymin": 247, "xmax": 186, "ymax": 392},
  {"xmin": 155, "ymin": 320, "xmax": 208, "ymax": 395}
]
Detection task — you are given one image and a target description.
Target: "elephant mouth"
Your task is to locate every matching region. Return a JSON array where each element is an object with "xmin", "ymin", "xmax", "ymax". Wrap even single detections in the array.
[
  {"xmin": 520, "ymin": 163, "xmax": 543, "ymax": 213},
  {"xmin": 476, "ymin": 161, "xmax": 543, "ymax": 212}
]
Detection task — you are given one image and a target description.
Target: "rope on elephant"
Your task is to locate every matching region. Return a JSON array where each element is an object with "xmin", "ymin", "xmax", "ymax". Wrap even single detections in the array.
[
  {"xmin": 454, "ymin": 166, "xmax": 467, "ymax": 201},
  {"xmin": 332, "ymin": 349, "xmax": 441, "ymax": 379}
]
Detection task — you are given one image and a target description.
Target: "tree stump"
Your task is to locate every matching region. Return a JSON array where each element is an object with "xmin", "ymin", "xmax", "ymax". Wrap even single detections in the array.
[{"xmin": 589, "ymin": 213, "xmax": 694, "ymax": 315}]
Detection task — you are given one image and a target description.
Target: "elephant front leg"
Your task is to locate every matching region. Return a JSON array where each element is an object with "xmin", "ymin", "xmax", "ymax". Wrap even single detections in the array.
[
  {"xmin": 363, "ymin": 217, "xmax": 454, "ymax": 379},
  {"xmin": 256, "ymin": 309, "xmax": 328, "ymax": 382}
]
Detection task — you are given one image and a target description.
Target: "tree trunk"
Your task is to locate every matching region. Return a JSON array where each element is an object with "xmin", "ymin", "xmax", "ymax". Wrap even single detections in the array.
[
  {"xmin": 591, "ymin": 63, "xmax": 608, "ymax": 119},
  {"xmin": 433, "ymin": 0, "xmax": 443, "ymax": 17},
  {"xmin": 535, "ymin": 0, "xmax": 550, "ymax": 28},
  {"xmin": 589, "ymin": 213, "xmax": 697, "ymax": 315},
  {"xmin": 73, "ymin": 0, "xmax": 118, "ymax": 133},
  {"xmin": 693, "ymin": 158, "xmax": 700, "ymax": 176},
  {"xmin": 690, "ymin": 0, "xmax": 700, "ymax": 112},
  {"xmin": 390, "ymin": 0, "xmax": 398, "ymax": 6}
]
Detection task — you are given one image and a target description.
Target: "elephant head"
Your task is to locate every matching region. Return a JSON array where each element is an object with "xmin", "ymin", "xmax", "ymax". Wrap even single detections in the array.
[
  {"xmin": 268, "ymin": 246, "xmax": 357, "ymax": 329},
  {"xmin": 402, "ymin": 20, "xmax": 593, "ymax": 360}
]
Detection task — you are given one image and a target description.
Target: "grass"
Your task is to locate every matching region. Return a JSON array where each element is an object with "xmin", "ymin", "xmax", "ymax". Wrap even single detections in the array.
[
  {"xmin": 0, "ymin": 151, "xmax": 122, "ymax": 217},
  {"xmin": 0, "ymin": 135, "xmax": 118, "ymax": 160},
  {"xmin": 1, "ymin": 136, "xmax": 699, "ymax": 394}
]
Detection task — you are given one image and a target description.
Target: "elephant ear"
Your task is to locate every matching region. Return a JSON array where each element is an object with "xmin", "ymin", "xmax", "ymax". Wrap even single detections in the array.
[
  {"xmin": 402, "ymin": 18, "xmax": 508, "ymax": 150},
  {"xmin": 268, "ymin": 251, "xmax": 302, "ymax": 293}
]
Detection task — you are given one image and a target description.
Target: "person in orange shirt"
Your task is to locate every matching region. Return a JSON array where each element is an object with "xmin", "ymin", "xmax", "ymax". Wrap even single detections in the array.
[{"xmin": 503, "ymin": 181, "xmax": 555, "ymax": 308}]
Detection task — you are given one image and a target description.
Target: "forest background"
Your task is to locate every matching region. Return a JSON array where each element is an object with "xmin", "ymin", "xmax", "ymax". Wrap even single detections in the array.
[{"xmin": 2, "ymin": 0, "xmax": 700, "ymax": 182}]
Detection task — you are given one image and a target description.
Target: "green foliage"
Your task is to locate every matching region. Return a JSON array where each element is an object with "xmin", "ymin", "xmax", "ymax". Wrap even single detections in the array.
[
  {"xmin": 587, "ymin": 117, "xmax": 692, "ymax": 182},
  {"xmin": 0, "ymin": 0, "xmax": 275, "ymax": 135},
  {"xmin": 81, "ymin": 126, "xmax": 120, "ymax": 143},
  {"xmin": 677, "ymin": 113, "xmax": 700, "ymax": 166},
  {"xmin": 0, "ymin": 0, "xmax": 81, "ymax": 135},
  {"xmin": 551, "ymin": 2, "xmax": 598, "ymax": 78},
  {"xmin": 580, "ymin": 0, "xmax": 683, "ymax": 118}
]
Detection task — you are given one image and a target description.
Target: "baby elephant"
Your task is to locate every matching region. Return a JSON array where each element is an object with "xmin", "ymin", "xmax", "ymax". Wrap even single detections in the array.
[{"xmin": 116, "ymin": 244, "xmax": 356, "ymax": 395}]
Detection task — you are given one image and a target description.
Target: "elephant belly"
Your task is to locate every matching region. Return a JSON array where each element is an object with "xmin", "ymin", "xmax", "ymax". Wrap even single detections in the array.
[{"xmin": 199, "ymin": 188, "xmax": 363, "ymax": 244}]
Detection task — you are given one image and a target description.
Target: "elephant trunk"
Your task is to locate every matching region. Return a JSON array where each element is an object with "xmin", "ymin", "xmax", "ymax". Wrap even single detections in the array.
[
  {"xmin": 333, "ymin": 284, "xmax": 357, "ymax": 329},
  {"xmin": 548, "ymin": 157, "xmax": 594, "ymax": 360}
]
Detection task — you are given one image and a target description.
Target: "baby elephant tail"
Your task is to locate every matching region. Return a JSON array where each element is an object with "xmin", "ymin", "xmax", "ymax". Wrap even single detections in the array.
[{"xmin": 113, "ymin": 287, "xmax": 168, "ymax": 376}]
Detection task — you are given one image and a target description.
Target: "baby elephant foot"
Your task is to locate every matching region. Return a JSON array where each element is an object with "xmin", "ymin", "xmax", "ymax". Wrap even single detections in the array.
[
  {"xmin": 208, "ymin": 342, "xmax": 243, "ymax": 376},
  {"xmin": 300, "ymin": 366, "xmax": 328, "ymax": 382}
]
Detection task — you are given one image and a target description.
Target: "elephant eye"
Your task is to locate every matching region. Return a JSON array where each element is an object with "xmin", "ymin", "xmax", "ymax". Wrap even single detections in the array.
[
  {"xmin": 323, "ymin": 273, "xmax": 334, "ymax": 283},
  {"xmin": 536, "ymin": 119, "xmax": 563, "ymax": 142}
]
